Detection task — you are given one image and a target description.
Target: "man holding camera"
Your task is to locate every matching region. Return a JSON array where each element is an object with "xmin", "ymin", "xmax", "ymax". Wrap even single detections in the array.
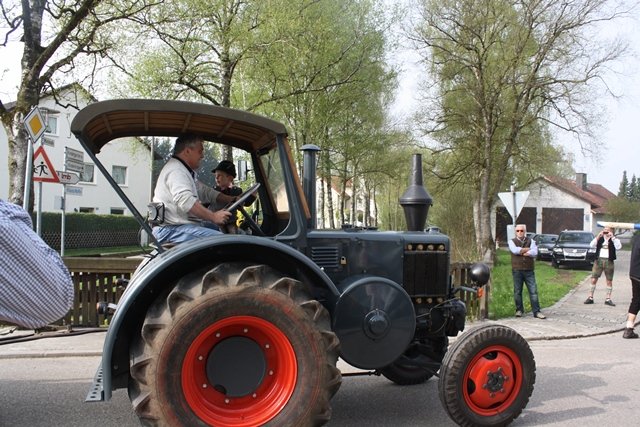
[{"xmin": 585, "ymin": 226, "xmax": 622, "ymax": 306}]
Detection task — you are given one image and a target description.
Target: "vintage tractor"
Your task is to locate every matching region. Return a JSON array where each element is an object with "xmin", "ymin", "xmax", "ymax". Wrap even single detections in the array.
[{"xmin": 72, "ymin": 99, "xmax": 535, "ymax": 426}]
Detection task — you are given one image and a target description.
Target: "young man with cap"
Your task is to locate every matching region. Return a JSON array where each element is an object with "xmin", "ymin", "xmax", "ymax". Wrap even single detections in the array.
[
  {"xmin": 211, "ymin": 160, "xmax": 243, "ymax": 210},
  {"xmin": 210, "ymin": 160, "xmax": 256, "ymax": 233}
]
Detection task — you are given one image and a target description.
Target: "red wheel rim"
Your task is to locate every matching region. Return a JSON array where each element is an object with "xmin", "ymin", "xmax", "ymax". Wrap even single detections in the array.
[
  {"xmin": 182, "ymin": 316, "xmax": 297, "ymax": 427},
  {"xmin": 462, "ymin": 345, "xmax": 523, "ymax": 416}
]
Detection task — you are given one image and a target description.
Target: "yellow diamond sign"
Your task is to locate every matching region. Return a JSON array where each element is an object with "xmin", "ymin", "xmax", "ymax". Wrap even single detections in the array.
[{"xmin": 23, "ymin": 107, "xmax": 46, "ymax": 142}]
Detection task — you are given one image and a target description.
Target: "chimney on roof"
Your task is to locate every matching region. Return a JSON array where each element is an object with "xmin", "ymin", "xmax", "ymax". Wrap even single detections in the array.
[{"xmin": 576, "ymin": 173, "xmax": 587, "ymax": 190}]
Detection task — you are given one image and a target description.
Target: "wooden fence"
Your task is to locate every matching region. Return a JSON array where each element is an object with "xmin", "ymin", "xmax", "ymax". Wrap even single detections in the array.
[
  {"xmin": 451, "ymin": 262, "xmax": 489, "ymax": 320},
  {"xmin": 58, "ymin": 257, "xmax": 142, "ymax": 327},
  {"xmin": 59, "ymin": 258, "xmax": 488, "ymax": 327}
]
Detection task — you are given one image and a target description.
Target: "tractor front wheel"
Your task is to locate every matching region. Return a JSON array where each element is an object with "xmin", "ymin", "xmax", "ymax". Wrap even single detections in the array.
[
  {"xmin": 128, "ymin": 263, "xmax": 341, "ymax": 426},
  {"xmin": 438, "ymin": 324, "xmax": 535, "ymax": 426}
]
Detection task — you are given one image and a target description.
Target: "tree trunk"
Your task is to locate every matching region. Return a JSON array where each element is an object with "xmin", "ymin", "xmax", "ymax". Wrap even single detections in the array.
[
  {"xmin": 7, "ymin": 124, "xmax": 28, "ymax": 207},
  {"xmin": 474, "ymin": 173, "xmax": 496, "ymax": 266}
]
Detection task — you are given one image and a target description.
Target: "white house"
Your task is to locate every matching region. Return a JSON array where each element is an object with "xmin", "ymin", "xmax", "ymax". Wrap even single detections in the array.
[
  {"xmin": 1, "ymin": 84, "xmax": 153, "ymax": 215},
  {"xmin": 493, "ymin": 173, "xmax": 616, "ymax": 243}
]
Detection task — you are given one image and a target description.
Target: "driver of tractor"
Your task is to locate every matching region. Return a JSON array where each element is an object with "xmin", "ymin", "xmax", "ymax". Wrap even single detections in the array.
[
  {"xmin": 209, "ymin": 160, "xmax": 256, "ymax": 234},
  {"xmin": 151, "ymin": 133, "xmax": 234, "ymax": 245}
]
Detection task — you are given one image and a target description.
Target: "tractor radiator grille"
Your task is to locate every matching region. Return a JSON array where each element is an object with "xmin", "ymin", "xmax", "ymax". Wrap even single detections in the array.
[
  {"xmin": 311, "ymin": 246, "xmax": 340, "ymax": 269},
  {"xmin": 403, "ymin": 250, "xmax": 449, "ymax": 297}
]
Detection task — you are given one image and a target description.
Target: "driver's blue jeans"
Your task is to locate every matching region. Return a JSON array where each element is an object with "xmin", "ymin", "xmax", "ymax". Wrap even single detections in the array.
[
  {"xmin": 513, "ymin": 269, "xmax": 541, "ymax": 314},
  {"xmin": 152, "ymin": 224, "xmax": 221, "ymax": 245}
]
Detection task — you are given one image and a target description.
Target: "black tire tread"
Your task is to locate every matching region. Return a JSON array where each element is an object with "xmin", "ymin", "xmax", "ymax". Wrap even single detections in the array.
[
  {"xmin": 438, "ymin": 324, "xmax": 535, "ymax": 427},
  {"xmin": 129, "ymin": 263, "xmax": 341, "ymax": 426}
]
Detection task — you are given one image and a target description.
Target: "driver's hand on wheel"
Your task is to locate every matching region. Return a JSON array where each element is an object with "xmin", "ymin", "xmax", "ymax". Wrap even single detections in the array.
[{"xmin": 212, "ymin": 209, "xmax": 232, "ymax": 226}]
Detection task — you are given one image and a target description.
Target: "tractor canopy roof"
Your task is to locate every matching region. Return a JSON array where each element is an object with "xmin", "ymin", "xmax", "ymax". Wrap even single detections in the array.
[{"xmin": 70, "ymin": 99, "xmax": 288, "ymax": 154}]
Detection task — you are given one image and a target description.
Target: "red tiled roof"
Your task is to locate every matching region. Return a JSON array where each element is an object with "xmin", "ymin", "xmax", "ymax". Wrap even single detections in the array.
[{"xmin": 541, "ymin": 176, "xmax": 616, "ymax": 214}]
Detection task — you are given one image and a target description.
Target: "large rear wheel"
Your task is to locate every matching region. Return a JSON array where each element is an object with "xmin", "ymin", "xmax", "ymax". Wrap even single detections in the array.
[
  {"xmin": 438, "ymin": 324, "xmax": 535, "ymax": 426},
  {"xmin": 128, "ymin": 263, "xmax": 341, "ymax": 426}
]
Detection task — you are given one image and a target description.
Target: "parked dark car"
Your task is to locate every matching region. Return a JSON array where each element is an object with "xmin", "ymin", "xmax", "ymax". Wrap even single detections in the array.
[
  {"xmin": 551, "ymin": 230, "xmax": 596, "ymax": 268},
  {"xmin": 534, "ymin": 233, "xmax": 558, "ymax": 261}
]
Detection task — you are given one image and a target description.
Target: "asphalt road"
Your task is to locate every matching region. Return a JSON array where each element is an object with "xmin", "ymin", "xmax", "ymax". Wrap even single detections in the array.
[{"xmin": 2, "ymin": 333, "xmax": 640, "ymax": 426}]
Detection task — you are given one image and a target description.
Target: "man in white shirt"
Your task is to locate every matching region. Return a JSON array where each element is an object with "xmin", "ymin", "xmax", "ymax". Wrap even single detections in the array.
[
  {"xmin": 585, "ymin": 226, "xmax": 622, "ymax": 306},
  {"xmin": 152, "ymin": 134, "xmax": 234, "ymax": 244}
]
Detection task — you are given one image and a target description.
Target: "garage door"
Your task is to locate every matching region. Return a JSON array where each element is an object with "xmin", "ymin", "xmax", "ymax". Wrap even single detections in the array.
[{"xmin": 542, "ymin": 208, "xmax": 582, "ymax": 234}]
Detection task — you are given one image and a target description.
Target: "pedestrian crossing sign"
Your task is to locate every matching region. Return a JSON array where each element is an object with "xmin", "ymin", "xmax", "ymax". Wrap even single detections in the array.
[{"xmin": 33, "ymin": 146, "xmax": 60, "ymax": 183}]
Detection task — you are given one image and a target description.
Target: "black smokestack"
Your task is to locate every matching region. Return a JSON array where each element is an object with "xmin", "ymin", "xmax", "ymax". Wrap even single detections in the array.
[
  {"xmin": 399, "ymin": 154, "xmax": 432, "ymax": 231},
  {"xmin": 301, "ymin": 144, "xmax": 320, "ymax": 229}
]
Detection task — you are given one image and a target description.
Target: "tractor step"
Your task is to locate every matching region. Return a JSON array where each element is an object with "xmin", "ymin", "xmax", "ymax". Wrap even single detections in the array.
[{"xmin": 85, "ymin": 365, "xmax": 105, "ymax": 402}]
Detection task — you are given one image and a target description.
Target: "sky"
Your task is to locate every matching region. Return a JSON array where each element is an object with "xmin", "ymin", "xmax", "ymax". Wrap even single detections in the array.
[{"xmin": 2, "ymin": 2, "xmax": 639, "ymax": 197}]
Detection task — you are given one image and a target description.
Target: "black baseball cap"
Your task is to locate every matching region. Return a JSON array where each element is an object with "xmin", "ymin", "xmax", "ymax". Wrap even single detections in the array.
[{"xmin": 212, "ymin": 160, "xmax": 236, "ymax": 178}]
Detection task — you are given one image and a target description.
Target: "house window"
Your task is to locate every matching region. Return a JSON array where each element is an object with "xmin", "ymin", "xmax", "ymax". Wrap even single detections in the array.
[
  {"xmin": 79, "ymin": 207, "xmax": 95, "ymax": 213},
  {"xmin": 80, "ymin": 163, "xmax": 95, "ymax": 183},
  {"xmin": 110, "ymin": 208, "xmax": 125, "ymax": 215},
  {"xmin": 45, "ymin": 116, "xmax": 58, "ymax": 135},
  {"xmin": 112, "ymin": 165, "xmax": 127, "ymax": 186}
]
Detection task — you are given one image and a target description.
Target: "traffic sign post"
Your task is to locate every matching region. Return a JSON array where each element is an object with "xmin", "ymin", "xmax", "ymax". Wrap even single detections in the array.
[
  {"xmin": 59, "ymin": 146, "xmax": 85, "ymax": 257},
  {"xmin": 56, "ymin": 171, "xmax": 80, "ymax": 185},
  {"xmin": 498, "ymin": 186, "xmax": 530, "ymax": 241},
  {"xmin": 64, "ymin": 147, "xmax": 85, "ymax": 173},
  {"xmin": 22, "ymin": 107, "xmax": 48, "ymax": 210},
  {"xmin": 33, "ymin": 146, "xmax": 60, "ymax": 183},
  {"xmin": 31, "ymin": 145, "xmax": 60, "ymax": 236},
  {"xmin": 24, "ymin": 107, "xmax": 46, "ymax": 141}
]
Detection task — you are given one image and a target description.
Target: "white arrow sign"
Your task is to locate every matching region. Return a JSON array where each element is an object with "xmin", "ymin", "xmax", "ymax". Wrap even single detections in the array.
[{"xmin": 56, "ymin": 170, "xmax": 80, "ymax": 185}]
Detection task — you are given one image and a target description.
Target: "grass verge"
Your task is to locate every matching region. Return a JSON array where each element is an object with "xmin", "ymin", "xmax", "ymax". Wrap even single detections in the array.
[{"xmin": 488, "ymin": 249, "xmax": 589, "ymax": 319}]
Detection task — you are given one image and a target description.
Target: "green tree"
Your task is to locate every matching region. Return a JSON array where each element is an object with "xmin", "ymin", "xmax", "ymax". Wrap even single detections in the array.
[
  {"xmin": 0, "ymin": 0, "xmax": 160, "ymax": 208},
  {"xmin": 260, "ymin": 1, "xmax": 397, "ymax": 229},
  {"xmin": 618, "ymin": 170, "xmax": 629, "ymax": 198},
  {"xmin": 605, "ymin": 197, "xmax": 640, "ymax": 223},
  {"xmin": 119, "ymin": 0, "xmax": 399, "ymax": 229},
  {"xmin": 109, "ymin": 0, "xmax": 264, "ymax": 160},
  {"xmin": 630, "ymin": 174, "xmax": 640, "ymax": 202},
  {"xmin": 412, "ymin": 0, "xmax": 629, "ymax": 262}
]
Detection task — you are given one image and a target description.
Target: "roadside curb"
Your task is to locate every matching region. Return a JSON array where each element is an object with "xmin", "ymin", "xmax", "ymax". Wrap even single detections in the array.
[{"xmin": 0, "ymin": 328, "xmax": 106, "ymax": 360}]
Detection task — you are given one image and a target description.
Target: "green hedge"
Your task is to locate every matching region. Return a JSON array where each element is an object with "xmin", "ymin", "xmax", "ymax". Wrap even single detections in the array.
[{"xmin": 31, "ymin": 212, "xmax": 140, "ymax": 233}]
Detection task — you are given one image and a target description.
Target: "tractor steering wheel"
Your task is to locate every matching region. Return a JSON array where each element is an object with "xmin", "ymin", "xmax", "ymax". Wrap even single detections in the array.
[{"xmin": 225, "ymin": 183, "xmax": 264, "ymax": 236}]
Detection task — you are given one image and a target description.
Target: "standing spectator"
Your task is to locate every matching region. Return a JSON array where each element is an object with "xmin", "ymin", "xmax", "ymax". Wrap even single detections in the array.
[
  {"xmin": 152, "ymin": 133, "xmax": 233, "ymax": 245},
  {"xmin": 623, "ymin": 233, "xmax": 640, "ymax": 338},
  {"xmin": 508, "ymin": 224, "xmax": 546, "ymax": 319},
  {"xmin": 0, "ymin": 200, "xmax": 74, "ymax": 329},
  {"xmin": 585, "ymin": 226, "xmax": 622, "ymax": 306}
]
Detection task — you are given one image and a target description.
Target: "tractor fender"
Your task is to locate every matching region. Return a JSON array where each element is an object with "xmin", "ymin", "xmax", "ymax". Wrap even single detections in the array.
[{"xmin": 99, "ymin": 234, "xmax": 339, "ymax": 400}]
